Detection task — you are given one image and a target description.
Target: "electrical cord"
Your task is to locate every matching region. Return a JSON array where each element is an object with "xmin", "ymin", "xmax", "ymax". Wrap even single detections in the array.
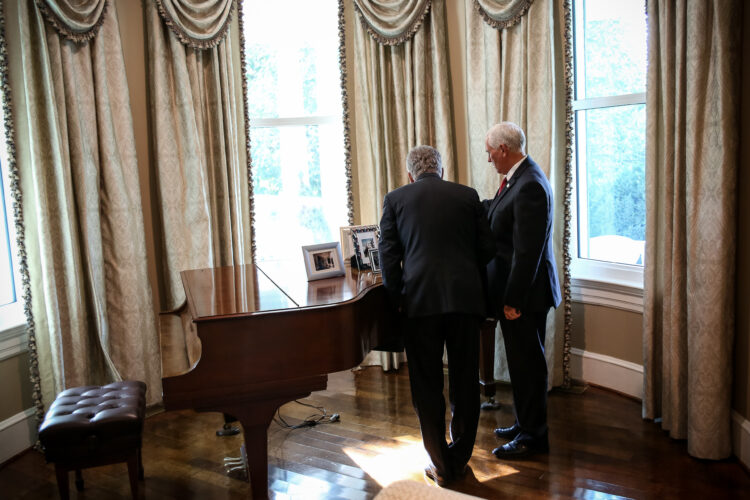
[{"xmin": 273, "ymin": 400, "xmax": 341, "ymax": 429}]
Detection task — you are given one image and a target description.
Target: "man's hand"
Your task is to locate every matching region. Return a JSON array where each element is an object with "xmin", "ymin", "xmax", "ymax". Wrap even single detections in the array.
[{"xmin": 503, "ymin": 305, "xmax": 521, "ymax": 320}]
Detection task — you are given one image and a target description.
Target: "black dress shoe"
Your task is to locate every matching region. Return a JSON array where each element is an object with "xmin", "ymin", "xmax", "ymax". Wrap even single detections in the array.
[
  {"xmin": 493, "ymin": 424, "xmax": 520, "ymax": 439},
  {"xmin": 423, "ymin": 466, "xmax": 450, "ymax": 486},
  {"xmin": 492, "ymin": 438, "xmax": 548, "ymax": 459}
]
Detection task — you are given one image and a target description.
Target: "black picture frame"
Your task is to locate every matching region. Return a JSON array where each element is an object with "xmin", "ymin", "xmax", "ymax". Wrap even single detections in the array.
[
  {"xmin": 351, "ymin": 225, "xmax": 379, "ymax": 270},
  {"xmin": 368, "ymin": 248, "xmax": 381, "ymax": 273}
]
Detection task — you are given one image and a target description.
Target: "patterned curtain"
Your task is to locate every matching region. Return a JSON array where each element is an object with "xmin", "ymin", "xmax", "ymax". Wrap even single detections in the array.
[
  {"xmin": 147, "ymin": 0, "xmax": 254, "ymax": 310},
  {"xmin": 9, "ymin": 0, "xmax": 162, "ymax": 409},
  {"xmin": 643, "ymin": 0, "xmax": 741, "ymax": 459},
  {"xmin": 352, "ymin": 0, "xmax": 455, "ymax": 225},
  {"xmin": 466, "ymin": 0, "xmax": 568, "ymax": 388}
]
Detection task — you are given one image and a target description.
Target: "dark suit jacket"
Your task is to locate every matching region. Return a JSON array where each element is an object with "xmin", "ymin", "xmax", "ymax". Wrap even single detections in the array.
[
  {"xmin": 483, "ymin": 156, "xmax": 561, "ymax": 314},
  {"xmin": 379, "ymin": 173, "xmax": 495, "ymax": 318}
]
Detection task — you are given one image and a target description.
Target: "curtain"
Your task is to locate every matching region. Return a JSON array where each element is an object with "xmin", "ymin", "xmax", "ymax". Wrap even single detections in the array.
[
  {"xmin": 34, "ymin": 0, "xmax": 107, "ymax": 42},
  {"xmin": 465, "ymin": 0, "xmax": 568, "ymax": 388},
  {"xmin": 643, "ymin": 0, "xmax": 741, "ymax": 460},
  {"xmin": 147, "ymin": 0, "xmax": 253, "ymax": 310},
  {"xmin": 10, "ymin": 0, "xmax": 162, "ymax": 408},
  {"xmin": 352, "ymin": 0, "xmax": 455, "ymax": 225},
  {"xmin": 352, "ymin": 0, "xmax": 453, "ymax": 369},
  {"xmin": 474, "ymin": 0, "xmax": 534, "ymax": 28}
]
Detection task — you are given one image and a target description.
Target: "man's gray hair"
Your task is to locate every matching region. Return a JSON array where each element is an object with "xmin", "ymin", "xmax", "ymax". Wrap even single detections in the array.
[
  {"xmin": 406, "ymin": 145, "xmax": 443, "ymax": 178},
  {"xmin": 486, "ymin": 122, "xmax": 526, "ymax": 154}
]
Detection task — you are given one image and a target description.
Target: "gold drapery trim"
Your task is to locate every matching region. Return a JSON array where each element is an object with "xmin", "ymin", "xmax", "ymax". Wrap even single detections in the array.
[
  {"xmin": 236, "ymin": 0, "xmax": 257, "ymax": 260},
  {"xmin": 34, "ymin": 0, "xmax": 108, "ymax": 44},
  {"xmin": 338, "ymin": 0, "xmax": 354, "ymax": 224},
  {"xmin": 473, "ymin": 0, "xmax": 534, "ymax": 30},
  {"xmin": 0, "ymin": 2, "xmax": 45, "ymax": 434},
  {"xmin": 353, "ymin": 0, "xmax": 431, "ymax": 46},
  {"xmin": 155, "ymin": 0, "xmax": 235, "ymax": 50},
  {"xmin": 561, "ymin": 0, "xmax": 574, "ymax": 388}
]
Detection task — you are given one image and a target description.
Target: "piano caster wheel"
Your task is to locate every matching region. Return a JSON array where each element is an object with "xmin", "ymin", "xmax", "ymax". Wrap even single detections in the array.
[
  {"xmin": 217, "ymin": 422, "xmax": 241, "ymax": 436},
  {"xmin": 480, "ymin": 397, "xmax": 502, "ymax": 411}
]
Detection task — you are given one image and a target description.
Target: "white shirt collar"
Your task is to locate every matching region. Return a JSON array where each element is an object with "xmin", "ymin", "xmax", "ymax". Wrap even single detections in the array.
[{"xmin": 504, "ymin": 155, "xmax": 527, "ymax": 183}]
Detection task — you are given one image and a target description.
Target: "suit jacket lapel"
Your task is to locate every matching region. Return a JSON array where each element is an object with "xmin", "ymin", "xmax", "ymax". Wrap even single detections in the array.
[{"xmin": 487, "ymin": 158, "xmax": 531, "ymax": 219}]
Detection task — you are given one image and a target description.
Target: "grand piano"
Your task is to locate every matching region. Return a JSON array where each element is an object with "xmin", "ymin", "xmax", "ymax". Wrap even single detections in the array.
[
  {"xmin": 159, "ymin": 260, "xmax": 401, "ymax": 499},
  {"xmin": 159, "ymin": 260, "xmax": 499, "ymax": 499}
]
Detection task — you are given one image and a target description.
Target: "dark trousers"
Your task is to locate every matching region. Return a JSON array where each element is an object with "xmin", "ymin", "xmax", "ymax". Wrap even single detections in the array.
[
  {"xmin": 499, "ymin": 309, "xmax": 549, "ymax": 442},
  {"xmin": 403, "ymin": 313, "xmax": 481, "ymax": 477}
]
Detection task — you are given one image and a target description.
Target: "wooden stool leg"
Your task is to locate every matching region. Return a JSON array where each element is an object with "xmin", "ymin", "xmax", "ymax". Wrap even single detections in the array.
[
  {"xmin": 127, "ymin": 453, "xmax": 140, "ymax": 499},
  {"xmin": 138, "ymin": 446, "xmax": 144, "ymax": 480},
  {"xmin": 74, "ymin": 469, "xmax": 84, "ymax": 491},
  {"xmin": 54, "ymin": 465, "xmax": 70, "ymax": 500}
]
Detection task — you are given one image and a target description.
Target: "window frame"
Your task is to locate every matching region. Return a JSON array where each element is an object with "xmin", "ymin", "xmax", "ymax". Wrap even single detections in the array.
[
  {"xmin": 570, "ymin": 0, "xmax": 646, "ymax": 311},
  {"xmin": 0, "ymin": 134, "xmax": 27, "ymax": 361}
]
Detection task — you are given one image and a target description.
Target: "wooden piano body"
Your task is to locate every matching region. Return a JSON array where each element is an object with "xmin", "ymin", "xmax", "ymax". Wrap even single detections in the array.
[{"xmin": 159, "ymin": 262, "xmax": 400, "ymax": 499}]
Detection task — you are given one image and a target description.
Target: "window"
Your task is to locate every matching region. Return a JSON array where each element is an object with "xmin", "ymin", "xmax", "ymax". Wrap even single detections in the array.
[
  {"xmin": 572, "ymin": 0, "xmax": 646, "ymax": 298},
  {"xmin": 0, "ymin": 95, "xmax": 26, "ymax": 346},
  {"xmin": 242, "ymin": 0, "xmax": 348, "ymax": 264}
]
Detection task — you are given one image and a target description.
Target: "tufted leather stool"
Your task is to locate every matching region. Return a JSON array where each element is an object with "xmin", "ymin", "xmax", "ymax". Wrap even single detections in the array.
[{"xmin": 38, "ymin": 381, "xmax": 147, "ymax": 500}]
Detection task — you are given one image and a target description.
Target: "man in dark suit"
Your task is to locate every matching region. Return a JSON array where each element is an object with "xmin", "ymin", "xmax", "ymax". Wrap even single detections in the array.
[
  {"xmin": 482, "ymin": 122, "xmax": 561, "ymax": 458},
  {"xmin": 379, "ymin": 145, "xmax": 495, "ymax": 486}
]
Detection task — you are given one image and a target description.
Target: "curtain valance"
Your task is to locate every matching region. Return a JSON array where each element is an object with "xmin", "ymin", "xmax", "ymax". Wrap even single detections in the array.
[
  {"xmin": 474, "ymin": 0, "xmax": 534, "ymax": 30},
  {"xmin": 353, "ymin": 0, "xmax": 431, "ymax": 46},
  {"xmin": 155, "ymin": 0, "xmax": 234, "ymax": 49},
  {"xmin": 34, "ymin": 0, "xmax": 108, "ymax": 43}
]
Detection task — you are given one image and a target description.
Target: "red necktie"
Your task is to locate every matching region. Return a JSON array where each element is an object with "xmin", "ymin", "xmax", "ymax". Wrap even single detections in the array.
[{"xmin": 497, "ymin": 177, "xmax": 507, "ymax": 197}]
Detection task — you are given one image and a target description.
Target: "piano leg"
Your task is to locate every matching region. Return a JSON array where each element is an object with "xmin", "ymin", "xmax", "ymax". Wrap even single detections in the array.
[
  {"xmin": 243, "ymin": 421, "xmax": 272, "ymax": 499},
  {"xmin": 479, "ymin": 318, "xmax": 502, "ymax": 410},
  {"xmin": 217, "ymin": 375, "xmax": 329, "ymax": 500}
]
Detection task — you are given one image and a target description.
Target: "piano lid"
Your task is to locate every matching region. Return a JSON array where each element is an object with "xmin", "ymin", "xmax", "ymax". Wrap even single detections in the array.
[{"xmin": 180, "ymin": 260, "xmax": 383, "ymax": 321}]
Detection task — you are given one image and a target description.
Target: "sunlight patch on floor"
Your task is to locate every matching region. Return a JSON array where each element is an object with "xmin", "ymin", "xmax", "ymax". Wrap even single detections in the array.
[
  {"xmin": 344, "ymin": 435, "xmax": 520, "ymax": 487},
  {"xmin": 343, "ymin": 435, "xmax": 427, "ymax": 486}
]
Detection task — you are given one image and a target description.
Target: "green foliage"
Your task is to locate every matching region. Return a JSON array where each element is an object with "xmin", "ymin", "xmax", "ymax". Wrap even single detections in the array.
[
  {"xmin": 250, "ymin": 127, "xmax": 282, "ymax": 195},
  {"xmin": 579, "ymin": 17, "xmax": 646, "ymax": 245},
  {"xmin": 301, "ymin": 47, "xmax": 318, "ymax": 115},
  {"xmin": 299, "ymin": 126, "xmax": 322, "ymax": 197},
  {"xmin": 246, "ymin": 44, "xmax": 279, "ymax": 118},
  {"xmin": 298, "ymin": 205, "xmax": 332, "ymax": 242}
]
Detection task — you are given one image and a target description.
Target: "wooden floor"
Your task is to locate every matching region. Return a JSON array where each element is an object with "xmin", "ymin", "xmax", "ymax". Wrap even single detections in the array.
[{"xmin": 2, "ymin": 365, "xmax": 749, "ymax": 499}]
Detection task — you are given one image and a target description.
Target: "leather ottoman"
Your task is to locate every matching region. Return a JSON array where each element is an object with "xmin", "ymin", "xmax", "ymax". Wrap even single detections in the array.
[{"xmin": 38, "ymin": 381, "xmax": 147, "ymax": 500}]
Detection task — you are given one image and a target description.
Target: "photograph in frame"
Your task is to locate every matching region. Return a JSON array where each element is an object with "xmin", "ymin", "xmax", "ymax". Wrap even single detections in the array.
[
  {"xmin": 368, "ymin": 248, "xmax": 381, "ymax": 273},
  {"xmin": 351, "ymin": 225, "xmax": 379, "ymax": 270},
  {"xmin": 340, "ymin": 225, "xmax": 368, "ymax": 265},
  {"xmin": 302, "ymin": 242, "xmax": 346, "ymax": 281}
]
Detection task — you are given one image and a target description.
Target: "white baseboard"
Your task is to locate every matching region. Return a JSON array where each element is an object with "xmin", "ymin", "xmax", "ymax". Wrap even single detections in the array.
[
  {"xmin": 0, "ymin": 408, "xmax": 37, "ymax": 465},
  {"xmin": 569, "ymin": 348, "xmax": 643, "ymax": 400},
  {"xmin": 732, "ymin": 411, "xmax": 750, "ymax": 470}
]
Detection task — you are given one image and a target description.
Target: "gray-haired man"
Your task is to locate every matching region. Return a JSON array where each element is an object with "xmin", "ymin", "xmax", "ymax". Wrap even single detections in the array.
[{"xmin": 379, "ymin": 145, "xmax": 495, "ymax": 485}]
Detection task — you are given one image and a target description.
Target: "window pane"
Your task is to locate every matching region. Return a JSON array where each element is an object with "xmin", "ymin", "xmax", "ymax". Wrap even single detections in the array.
[
  {"xmin": 575, "ymin": 0, "xmax": 646, "ymax": 99},
  {"xmin": 251, "ymin": 124, "xmax": 348, "ymax": 263},
  {"xmin": 244, "ymin": 0, "xmax": 347, "ymax": 265},
  {"xmin": 0, "ymin": 161, "xmax": 14, "ymax": 306},
  {"xmin": 576, "ymin": 104, "xmax": 645, "ymax": 265},
  {"xmin": 244, "ymin": 0, "xmax": 341, "ymax": 119}
]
